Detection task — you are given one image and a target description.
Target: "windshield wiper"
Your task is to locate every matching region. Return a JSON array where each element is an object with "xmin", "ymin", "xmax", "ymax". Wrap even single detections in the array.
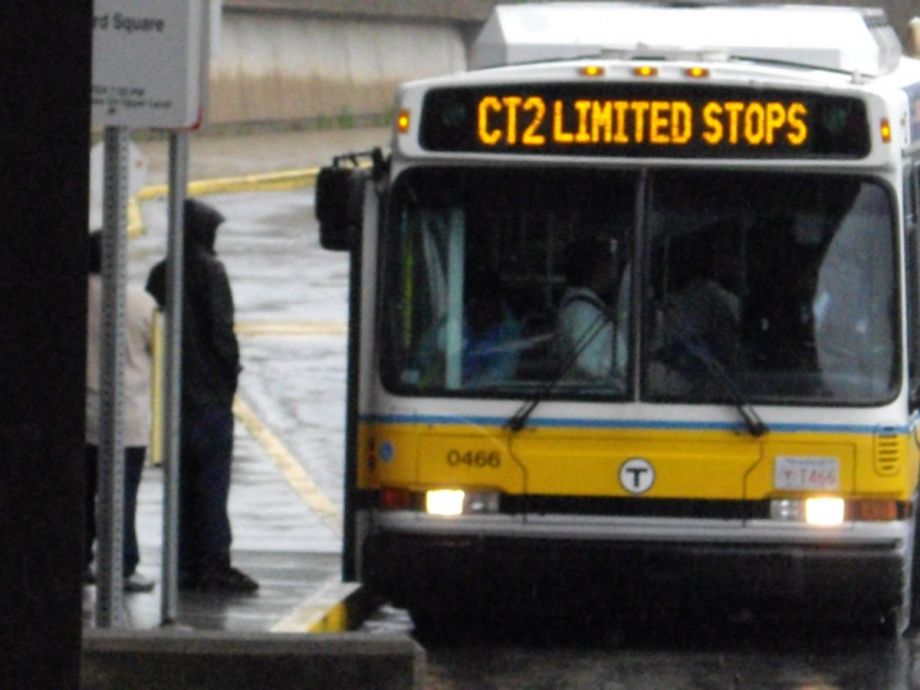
[
  {"xmin": 506, "ymin": 307, "xmax": 616, "ymax": 432},
  {"xmin": 662, "ymin": 301, "xmax": 768, "ymax": 438}
]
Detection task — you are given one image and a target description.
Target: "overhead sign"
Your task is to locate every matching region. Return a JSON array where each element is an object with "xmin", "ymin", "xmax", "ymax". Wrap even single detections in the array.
[{"xmin": 92, "ymin": 0, "xmax": 205, "ymax": 128}]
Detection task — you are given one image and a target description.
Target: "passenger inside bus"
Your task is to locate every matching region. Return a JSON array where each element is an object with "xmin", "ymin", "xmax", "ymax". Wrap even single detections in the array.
[
  {"xmin": 745, "ymin": 213, "xmax": 820, "ymax": 373},
  {"xmin": 650, "ymin": 220, "xmax": 742, "ymax": 396},
  {"xmin": 556, "ymin": 236, "xmax": 620, "ymax": 384},
  {"xmin": 462, "ymin": 274, "xmax": 523, "ymax": 387}
]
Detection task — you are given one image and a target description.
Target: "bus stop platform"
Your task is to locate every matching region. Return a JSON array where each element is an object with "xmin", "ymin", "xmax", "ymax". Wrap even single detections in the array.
[
  {"xmin": 80, "ymin": 401, "xmax": 424, "ymax": 689},
  {"xmin": 80, "ymin": 126, "xmax": 425, "ymax": 688},
  {"xmin": 80, "ymin": 399, "xmax": 346, "ymax": 633},
  {"xmin": 83, "ymin": 126, "xmax": 394, "ymax": 635}
]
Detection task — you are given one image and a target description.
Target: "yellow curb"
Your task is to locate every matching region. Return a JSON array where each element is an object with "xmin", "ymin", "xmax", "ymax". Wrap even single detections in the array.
[
  {"xmin": 136, "ymin": 167, "xmax": 320, "ymax": 201},
  {"xmin": 131, "ymin": 167, "xmax": 320, "ymax": 237},
  {"xmin": 127, "ymin": 197, "xmax": 144, "ymax": 239},
  {"xmin": 235, "ymin": 321, "xmax": 347, "ymax": 337},
  {"xmin": 272, "ymin": 580, "xmax": 366, "ymax": 633},
  {"xmin": 232, "ymin": 396, "xmax": 341, "ymax": 533}
]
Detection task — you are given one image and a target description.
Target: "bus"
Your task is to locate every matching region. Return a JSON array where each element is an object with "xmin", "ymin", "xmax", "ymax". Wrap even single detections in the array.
[{"xmin": 316, "ymin": 2, "xmax": 920, "ymax": 634}]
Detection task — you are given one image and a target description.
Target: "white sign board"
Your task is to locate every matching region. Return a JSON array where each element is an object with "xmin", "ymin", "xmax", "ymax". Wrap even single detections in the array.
[{"xmin": 92, "ymin": 0, "xmax": 205, "ymax": 128}]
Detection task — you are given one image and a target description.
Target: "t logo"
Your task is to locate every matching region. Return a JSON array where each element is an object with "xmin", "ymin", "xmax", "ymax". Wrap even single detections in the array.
[{"xmin": 619, "ymin": 458, "xmax": 655, "ymax": 495}]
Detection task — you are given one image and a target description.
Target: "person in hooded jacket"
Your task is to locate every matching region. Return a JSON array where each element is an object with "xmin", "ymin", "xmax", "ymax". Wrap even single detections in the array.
[{"xmin": 146, "ymin": 198, "xmax": 258, "ymax": 593}]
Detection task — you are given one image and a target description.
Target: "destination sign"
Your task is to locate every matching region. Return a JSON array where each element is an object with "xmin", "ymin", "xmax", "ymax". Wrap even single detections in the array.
[{"xmin": 420, "ymin": 84, "xmax": 869, "ymax": 159}]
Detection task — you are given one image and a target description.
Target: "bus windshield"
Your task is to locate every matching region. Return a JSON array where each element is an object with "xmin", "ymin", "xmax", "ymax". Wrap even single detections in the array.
[{"xmin": 380, "ymin": 167, "xmax": 897, "ymax": 405}]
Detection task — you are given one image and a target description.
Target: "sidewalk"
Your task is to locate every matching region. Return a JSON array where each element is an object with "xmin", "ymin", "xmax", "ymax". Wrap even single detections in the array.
[{"xmin": 82, "ymin": 397, "xmax": 343, "ymax": 632}]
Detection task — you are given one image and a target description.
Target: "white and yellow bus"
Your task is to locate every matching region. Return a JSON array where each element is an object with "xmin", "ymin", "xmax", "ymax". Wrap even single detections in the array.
[{"xmin": 317, "ymin": 3, "xmax": 920, "ymax": 633}]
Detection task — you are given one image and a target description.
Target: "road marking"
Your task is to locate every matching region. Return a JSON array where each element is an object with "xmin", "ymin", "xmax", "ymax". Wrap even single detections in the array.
[
  {"xmin": 232, "ymin": 396, "xmax": 341, "ymax": 535},
  {"xmin": 235, "ymin": 320, "xmax": 347, "ymax": 337}
]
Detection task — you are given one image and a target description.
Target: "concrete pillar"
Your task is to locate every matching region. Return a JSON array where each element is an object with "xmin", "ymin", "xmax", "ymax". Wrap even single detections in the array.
[{"xmin": 0, "ymin": 4, "xmax": 92, "ymax": 689}]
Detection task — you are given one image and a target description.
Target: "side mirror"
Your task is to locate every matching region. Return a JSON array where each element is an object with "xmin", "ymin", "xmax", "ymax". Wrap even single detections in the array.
[{"xmin": 315, "ymin": 166, "xmax": 368, "ymax": 251}]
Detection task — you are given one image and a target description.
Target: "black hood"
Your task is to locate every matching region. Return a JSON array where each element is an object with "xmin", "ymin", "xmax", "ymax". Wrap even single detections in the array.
[{"xmin": 184, "ymin": 198, "xmax": 225, "ymax": 253}]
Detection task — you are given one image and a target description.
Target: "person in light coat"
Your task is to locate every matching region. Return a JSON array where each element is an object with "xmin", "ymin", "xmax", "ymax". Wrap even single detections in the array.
[{"xmin": 84, "ymin": 230, "xmax": 156, "ymax": 592}]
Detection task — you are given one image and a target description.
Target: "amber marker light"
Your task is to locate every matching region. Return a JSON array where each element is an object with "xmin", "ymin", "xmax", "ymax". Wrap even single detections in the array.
[
  {"xmin": 396, "ymin": 109, "xmax": 411, "ymax": 134},
  {"xmin": 685, "ymin": 66, "xmax": 710, "ymax": 78},
  {"xmin": 579, "ymin": 65, "xmax": 605, "ymax": 77},
  {"xmin": 880, "ymin": 118, "xmax": 892, "ymax": 143},
  {"xmin": 855, "ymin": 499, "xmax": 898, "ymax": 521},
  {"xmin": 633, "ymin": 65, "xmax": 658, "ymax": 77}
]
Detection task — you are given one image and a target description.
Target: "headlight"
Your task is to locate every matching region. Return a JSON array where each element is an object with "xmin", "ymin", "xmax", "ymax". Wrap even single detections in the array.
[
  {"xmin": 424, "ymin": 489, "xmax": 500, "ymax": 517},
  {"xmin": 425, "ymin": 489, "xmax": 465, "ymax": 516},
  {"xmin": 770, "ymin": 497, "xmax": 846, "ymax": 526},
  {"xmin": 804, "ymin": 497, "xmax": 845, "ymax": 527}
]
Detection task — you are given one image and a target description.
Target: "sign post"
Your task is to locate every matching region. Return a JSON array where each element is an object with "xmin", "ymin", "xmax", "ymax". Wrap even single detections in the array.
[
  {"xmin": 96, "ymin": 125, "xmax": 130, "ymax": 628},
  {"xmin": 91, "ymin": 0, "xmax": 206, "ymax": 628},
  {"xmin": 160, "ymin": 132, "xmax": 188, "ymax": 624}
]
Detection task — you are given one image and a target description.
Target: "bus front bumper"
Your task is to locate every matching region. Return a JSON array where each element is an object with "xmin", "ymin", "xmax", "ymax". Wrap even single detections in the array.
[{"xmin": 362, "ymin": 511, "xmax": 911, "ymax": 616}]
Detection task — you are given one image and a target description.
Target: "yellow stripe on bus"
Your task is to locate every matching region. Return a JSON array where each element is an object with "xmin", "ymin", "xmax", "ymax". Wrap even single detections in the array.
[{"xmin": 358, "ymin": 420, "xmax": 915, "ymax": 501}]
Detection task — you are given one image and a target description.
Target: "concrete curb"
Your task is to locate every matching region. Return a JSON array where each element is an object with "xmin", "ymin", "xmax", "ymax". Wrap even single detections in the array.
[
  {"xmin": 82, "ymin": 629, "xmax": 425, "ymax": 690},
  {"xmin": 136, "ymin": 168, "xmax": 320, "ymax": 201},
  {"xmin": 272, "ymin": 581, "xmax": 375, "ymax": 633},
  {"xmin": 130, "ymin": 167, "xmax": 320, "ymax": 238}
]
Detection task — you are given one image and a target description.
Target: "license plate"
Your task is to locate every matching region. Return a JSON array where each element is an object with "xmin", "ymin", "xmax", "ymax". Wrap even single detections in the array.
[{"xmin": 773, "ymin": 456, "xmax": 840, "ymax": 491}]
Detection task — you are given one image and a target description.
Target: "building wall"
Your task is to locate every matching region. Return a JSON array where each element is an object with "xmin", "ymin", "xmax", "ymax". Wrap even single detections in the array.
[
  {"xmin": 205, "ymin": 0, "xmax": 918, "ymax": 128},
  {"xmin": 222, "ymin": 0, "xmax": 496, "ymax": 23},
  {"xmin": 207, "ymin": 11, "xmax": 467, "ymax": 126}
]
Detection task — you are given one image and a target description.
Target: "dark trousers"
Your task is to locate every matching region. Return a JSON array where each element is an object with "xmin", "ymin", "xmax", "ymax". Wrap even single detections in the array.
[
  {"xmin": 179, "ymin": 404, "xmax": 234, "ymax": 576},
  {"xmin": 84, "ymin": 444, "xmax": 146, "ymax": 577}
]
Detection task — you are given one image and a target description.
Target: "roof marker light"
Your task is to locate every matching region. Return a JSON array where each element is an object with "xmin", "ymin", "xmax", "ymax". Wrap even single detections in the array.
[
  {"xmin": 880, "ymin": 118, "xmax": 892, "ymax": 143},
  {"xmin": 685, "ymin": 66, "xmax": 710, "ymax": 78},
  {"xmin": 397, "ymin": 109, "xmax": 411, "ymax": 134},
  {"xmin": 633, "ymin": 65, "xmax": 658, "ymax": 78},
  {"xmin": 580, "ymin": 65, "xmax": 605, "ymax": 77}
]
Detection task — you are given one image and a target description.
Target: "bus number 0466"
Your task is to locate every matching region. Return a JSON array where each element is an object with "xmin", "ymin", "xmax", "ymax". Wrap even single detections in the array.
[{"xmin": 447, "ymin": 450, "xmax": 501, "ymax": 468}]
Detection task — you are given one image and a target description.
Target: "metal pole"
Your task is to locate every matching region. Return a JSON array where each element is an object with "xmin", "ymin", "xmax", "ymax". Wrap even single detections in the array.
[
  {"xmin": 160, "ymin": 130, "xmax": 188, "ymax": 625},
  {"xmin": 96, "ymin": 125, "xmax": 129, "ymax": 628}
]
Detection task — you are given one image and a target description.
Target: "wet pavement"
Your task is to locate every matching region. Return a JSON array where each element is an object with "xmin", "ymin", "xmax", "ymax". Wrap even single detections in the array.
[{"xmin": 83, "ymin": 127, "xmax": 389, "ymax": 633}]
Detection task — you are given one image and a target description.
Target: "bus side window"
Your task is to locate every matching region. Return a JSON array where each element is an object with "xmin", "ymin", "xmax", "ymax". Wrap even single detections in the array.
[{"xmin": 907, "ymin": 162, "xmax": 920, "ymax": 408}]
